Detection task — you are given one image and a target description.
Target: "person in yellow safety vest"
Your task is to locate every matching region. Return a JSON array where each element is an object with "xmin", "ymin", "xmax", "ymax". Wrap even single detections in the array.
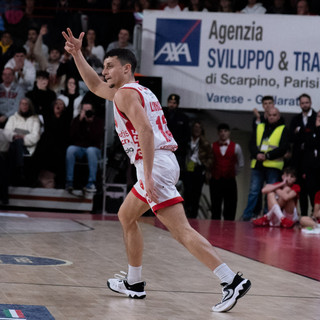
[{"xmin": 242, "ymin": 107, "xmax": 290, "ymax": 221}]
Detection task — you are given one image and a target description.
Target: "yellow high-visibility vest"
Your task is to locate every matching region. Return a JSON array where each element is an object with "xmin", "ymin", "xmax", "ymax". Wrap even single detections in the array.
[{"xmin": 251, "ymin": 123, "xmax": 285, "ymax": 170}]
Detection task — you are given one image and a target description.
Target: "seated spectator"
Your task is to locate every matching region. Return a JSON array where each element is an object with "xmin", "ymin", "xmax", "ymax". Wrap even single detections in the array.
[
  {"xmin": 218, "ymin": 0, "xmax": 234, "ymax": 12},
  {"xmin": 65, "ymin": 102, "xmax": 104, "ymax": 193},
  {"xmin": 79, "ymin": 0, "xmax": 107, "ymax": 31},
  {"xmin": 252, "ymin": 167, "xmax": 300, "ymax": 228},
  {"xmin": 204, "ymin": 0, "xmax": 219, "ymax": 11},
  {"xmin": 81, "ymin": 73, "xmax": 106, "ymax": 120},
  {"xmin": 0, "ymin": 30, "xmax": 17, "ymax": 73},
  {"xmin": 241, "ymin": 0, "xmax": 267, "ymax": 13},
  {"xmin": 106, "ymin": 28, "xmax": 135, "ymax": 55},
  {"xmin": 28, "ymin": 24, "xmax": 49, "ymax": 71},
  {"xmin": 82, "ymin": 28, "xmax": 104, "ymax": 74},
  {"xmin": 266, "ymin": 0, "xmax": 292, "ymax": 14},
  {"xmin": 296, "ymin": 0, "xmax": 313, "ymax": 14},
  {"xmin": 0, "ymin": 67, "xmax": 26, "ymax": 128},
  {"xmin": 183, "ymin": 0, "xmax": 208, "ymax": 11},
  {"xmin": 58, "ymin": 76, "xmax": 84, "ymax": 120},
  {"xmin": 23, "ymin": 26, "xmax": 49, "ymax": 70},
  {"xmin": 300, "ymin": 190, "xmax": 320, "ymax": 228},
  {"xmin": 4, "ymin": 46, "xmax": 36, "ymax": 91},
  {"xmin": 47, "ymin": 0, "xmax": 82, "ymax": 50},
  {"xmin": 26, "ymin": 24, "xmax": 59, "ymax": 84},
  {"xmin": 161, "ymin": 0, "xmax": 183, "ymax": 11},
  {"xmin": 33, "ymin": 97, "xmax": 70, "ymax": 188},
  {"xmin": 100, "ymin": 0, "xmax": 135, "ymax": 49},
  {"xmin": 56, "ymin": 50, "xmax": 82, "ymax": 91},
  {"xmin": 26, "ymin": 70, "xmax": 57, "ymax": 125},
  {"xmin": 45, "ymin": 47, "xmax": 62, "ymax": 92},
  {"xmin": 23, "ymin": 0, "xmax": 49, "ymax": 29},
  {"xmin": 2, "ymin": 2, "xmax": 29, "ymax": 46},
  {"xmin": 4, "ymin": 97, "xmax": 41, "ymax": 185}
]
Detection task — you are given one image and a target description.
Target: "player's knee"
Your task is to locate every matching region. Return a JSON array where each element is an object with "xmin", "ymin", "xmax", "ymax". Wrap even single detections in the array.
[
  {"xmin": 267, "ymin": 192, "xmax": 275, "ymax": 200},
  {"xmin": 170, "ymin": 225, "xmax": 194, "ymax": 245},
  {"xmin": 118, "ymin": 207, "xmax": 138, "ymax": 228}
]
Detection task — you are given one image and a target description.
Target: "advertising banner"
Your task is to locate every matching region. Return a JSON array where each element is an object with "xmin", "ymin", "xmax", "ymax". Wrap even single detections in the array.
[{"xmin": 141, "ymin": 11, "xmax": 320, "ymax": 113}]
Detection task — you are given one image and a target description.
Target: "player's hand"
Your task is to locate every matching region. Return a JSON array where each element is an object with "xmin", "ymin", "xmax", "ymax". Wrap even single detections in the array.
[
  {"xmin": 62, "ymin": 28, "xmax": 84, "ymax": 56},
  {"xmin": 145, "ymin": 176, "xmax": 159, "ymax": 204}
]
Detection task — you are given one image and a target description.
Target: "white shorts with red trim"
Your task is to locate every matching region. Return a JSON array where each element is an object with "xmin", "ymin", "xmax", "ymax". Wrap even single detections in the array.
[{"xmin": 132, "ymin": 150, "xmax": 183, "ymax": 214}]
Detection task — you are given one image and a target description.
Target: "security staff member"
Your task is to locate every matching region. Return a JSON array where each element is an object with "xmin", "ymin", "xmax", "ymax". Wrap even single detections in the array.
[{"xmin": 242, "ymin": 107, "xmax": 289, "ymax": 221}]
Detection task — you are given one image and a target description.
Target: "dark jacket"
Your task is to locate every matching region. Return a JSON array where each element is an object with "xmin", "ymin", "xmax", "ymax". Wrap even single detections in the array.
[
  {"xmin": 26, "ymin": 85, "xmax": 56, "ymax": 119},
  {"xmin": 163, "ymin": 107, "xmax": 190, "ymax": 168},
  {"xmin": 69, "ymin": 115, "xmax": 104, "ymax": 149},
  {"xmin": 289, "ymin": 109, "xmax": 317, "ymax": 169}
]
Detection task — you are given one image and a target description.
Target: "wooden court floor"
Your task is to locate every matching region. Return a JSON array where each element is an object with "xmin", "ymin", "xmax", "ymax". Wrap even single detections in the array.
[{"xmin": 0, "ymin": 210, "xmax": 319, "ymax": 320}]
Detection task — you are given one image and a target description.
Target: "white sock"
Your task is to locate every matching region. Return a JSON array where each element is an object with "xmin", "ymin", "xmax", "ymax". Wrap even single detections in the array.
[
  {"xmin": 272, "ymin": 204, "xmax": 284, "ymax": 220},
  {"xmin": 265, "ymin": 209, "xmax": 273, "ymax": 220},
  {"xmin": 265, "ymin": 204, "xmax": 280, "ymax": 220},
  {"xmin": 127, "ymin": 265, "xmax": 142, "ymax": 284},
  {"xmin": 213, "ymin": 263, "xmax": 236, "ymax": 284}
]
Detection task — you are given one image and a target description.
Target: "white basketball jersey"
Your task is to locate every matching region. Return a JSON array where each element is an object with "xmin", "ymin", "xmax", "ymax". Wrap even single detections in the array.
[{"xmin": 113, "ymin": 82, "xmax": 178, "ymax": 164}]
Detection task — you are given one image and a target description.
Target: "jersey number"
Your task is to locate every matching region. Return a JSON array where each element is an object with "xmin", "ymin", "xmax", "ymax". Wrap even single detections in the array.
[{"xmin": 156, "ymin": 115, "xmax": 171, "ymax": 142}]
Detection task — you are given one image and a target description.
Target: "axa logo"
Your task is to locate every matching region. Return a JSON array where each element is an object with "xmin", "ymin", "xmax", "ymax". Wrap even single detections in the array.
[
  {"xmin": 154, "ymin": 19, "xmax": 201, "ymax": 66},
  {"xmin": 154, "ymin": 43, "xmax": 192, "ymax": 62}
]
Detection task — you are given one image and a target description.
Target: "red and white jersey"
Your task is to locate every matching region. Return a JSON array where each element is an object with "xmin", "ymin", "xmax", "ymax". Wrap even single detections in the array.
[{"xmin": 113, "ymin": 82, "xmax": 178, "ymax": 164}]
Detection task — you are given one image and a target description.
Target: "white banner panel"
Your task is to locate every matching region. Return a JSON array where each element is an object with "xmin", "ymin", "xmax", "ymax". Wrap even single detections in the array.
[{"xmin": 141, "ymin": 11, "xmax": 320, "ymax": 113}]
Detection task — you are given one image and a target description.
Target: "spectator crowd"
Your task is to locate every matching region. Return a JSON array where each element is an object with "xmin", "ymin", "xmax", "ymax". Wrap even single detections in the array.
[{"xmin": 0, "ymin": 0, "xmax": 320, "ymax": 229}]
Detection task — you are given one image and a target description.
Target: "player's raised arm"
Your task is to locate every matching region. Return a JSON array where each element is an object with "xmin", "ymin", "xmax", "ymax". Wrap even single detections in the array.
[{"xmin": 62, "ymin": 28, "xmax": 116, "ymax": 101}]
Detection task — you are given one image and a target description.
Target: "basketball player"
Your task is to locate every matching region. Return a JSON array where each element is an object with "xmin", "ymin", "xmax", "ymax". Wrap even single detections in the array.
[{"xmin": 62, "ymin": 28, "xmax": 251, "ymax": 312}]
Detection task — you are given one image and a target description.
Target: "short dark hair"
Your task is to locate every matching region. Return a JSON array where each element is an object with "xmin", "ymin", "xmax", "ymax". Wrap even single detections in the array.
[
  {"xmin": 298, "ymin": 93, "xmax": 311, "ymax": 102},
  {"xmin": 49, "ymin": 47, "xmax": 62, "ymax": 54},
  {"xmin": 283, "ymin": 166, "xmax": 297, "ymax": 177},
  {"xmin": 105, "ymin": 48, "xmax": 137, "ymax": 74},
  {"xmin": 217, "ymin": 123, "xmax": 230, "ymax": 131},
  {"xmin": 262, "ymin": 95, "xmax": 274, "ymax": 102},
  {"xmin": 167, "ymin": 93, "xmax": 180, "ymax": 104},
  {"xmin": 36, "ymin": 70, "xmax": 49, "ymax": 79},
  {"xmin": 14, "ymin": 46, "xmax": 27, "ymax": 55},
  {"xmin": 192, "ymin": 120, "xmax": 205, "ymax": 135},
  {"xmin": 28, "ymin": 27, "xmax": 39, "ymax": 34}
]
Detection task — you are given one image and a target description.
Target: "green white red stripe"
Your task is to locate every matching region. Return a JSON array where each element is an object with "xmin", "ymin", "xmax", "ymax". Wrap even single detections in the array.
[{"xmin": 2, "ymin": 309, "xmax": 25, "ymax": 318}]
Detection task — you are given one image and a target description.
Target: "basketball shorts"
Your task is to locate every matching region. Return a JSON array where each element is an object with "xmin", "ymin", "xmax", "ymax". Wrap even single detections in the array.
[{"xmin": 132, "ymin": 150, "xmax": 184, "ymax": 214}]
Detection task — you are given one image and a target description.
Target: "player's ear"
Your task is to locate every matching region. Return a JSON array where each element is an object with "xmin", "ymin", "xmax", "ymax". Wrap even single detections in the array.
[{"xmin": 123, "ymin": 63, "xmax": 131, "ymax": 74}]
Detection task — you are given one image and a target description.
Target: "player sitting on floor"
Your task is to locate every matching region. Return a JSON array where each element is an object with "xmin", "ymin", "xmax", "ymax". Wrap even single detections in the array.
[
  {"xmin": 300, "ymin": 190, "xmax": 320, "ymax": 229},
  {"xmin": 253, "ymin": 167, "xmax": 300, "ymax": 228}
]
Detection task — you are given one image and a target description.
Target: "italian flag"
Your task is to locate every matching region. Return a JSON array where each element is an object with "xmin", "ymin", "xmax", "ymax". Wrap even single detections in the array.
[{"xmin": 3, "ymin": 310, "xmax": 25, "ymax": 318}]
